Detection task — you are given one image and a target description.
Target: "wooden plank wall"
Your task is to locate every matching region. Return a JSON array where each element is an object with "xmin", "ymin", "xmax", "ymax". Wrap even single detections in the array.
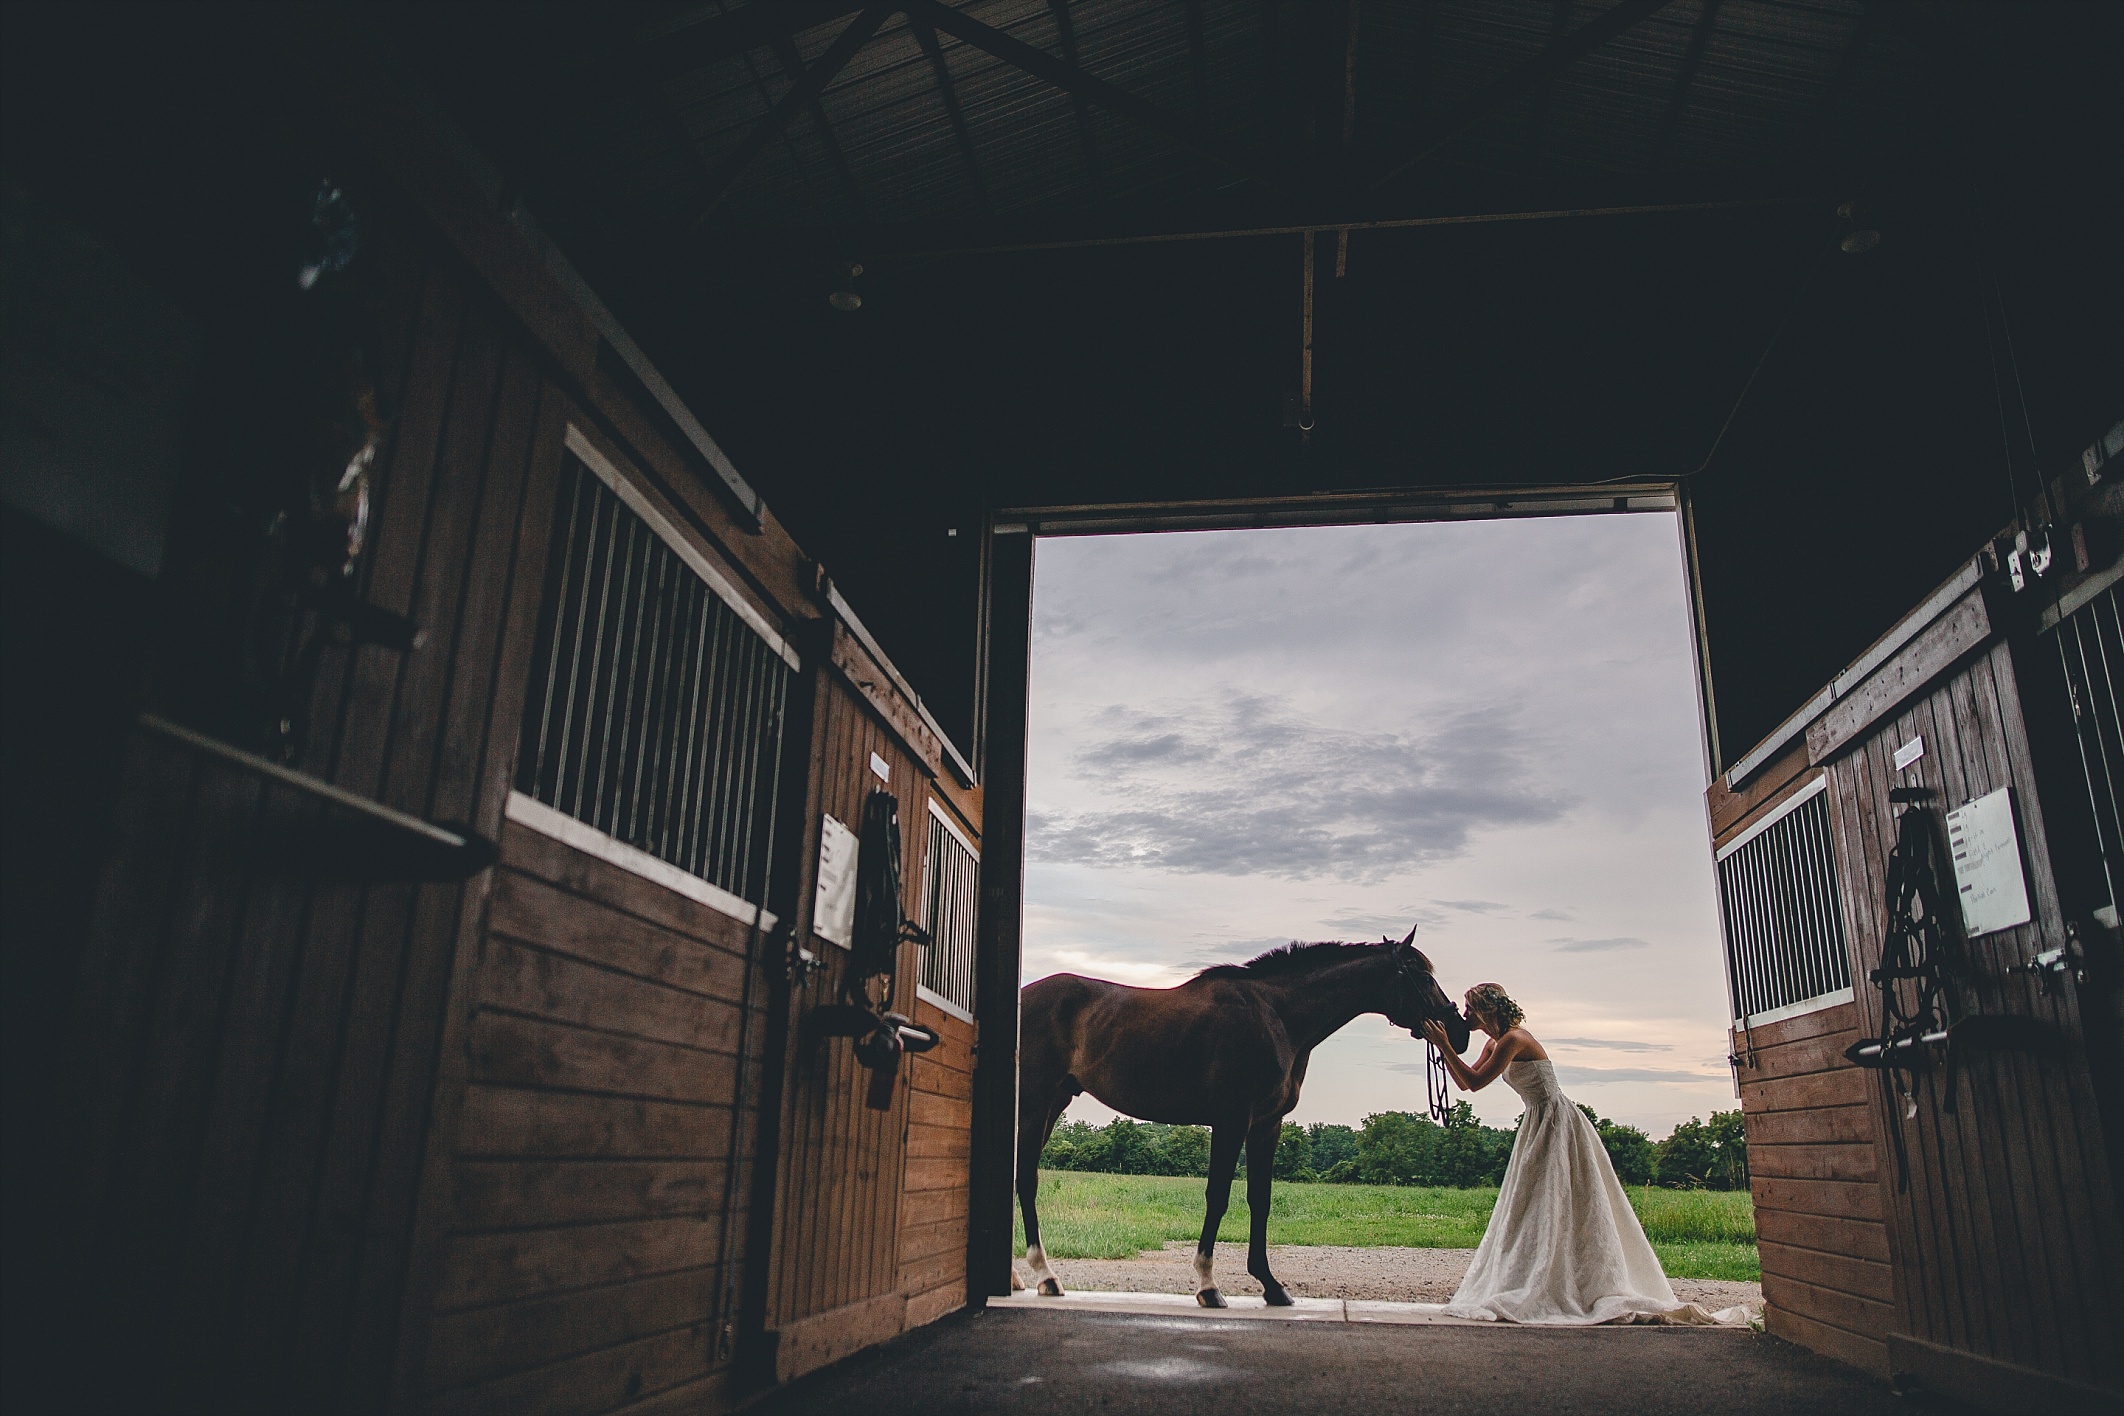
[
  {"xmin": 416, "ymin": 816, "xmax": 776, "ymax": 1415},
  {"xmin": 33, "ymin": 95, "xmax": 991, "ymax": 1412},
  {"xmin": 1819, "ymin": 634, "xmax": 2124, "ymax": 1396},
  {"xmin": 762, "ymin": 671, "xmax": 956, "ymax": 1383},
  {"xmin": 45, "ymin": 205, "xmax": 556, "ymax": 1414},
  {"xmin": 1712, "ymin": 744, "xmax": 1895, "ymax": 1376},
  {"xmin": 900, "ymin": 978, "xmax": 976, "ymax": 1328},
  {"xmin": 1734, "ymin": 1003, "xmax": 1893, "ymax": 1374}
]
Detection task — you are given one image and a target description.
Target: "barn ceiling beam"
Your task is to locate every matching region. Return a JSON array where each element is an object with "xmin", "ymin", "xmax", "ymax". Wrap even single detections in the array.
[
  {"xmin": 691, "ymin": 6, "xmax": 893, "ymax": 226},
  {"xmin": 1648, "ymin": 0, "xmax": 1724, "ymax": 175},
  {"xmin": 512, "ymin": 2, "xmax": 872, "ymax": 96},
  {"xmin": 907, "ymin": 0, "xmax": 1290, "ymax": 196},
  {"xmin": 910, "ymin": 15, "xmax": 993, "ymax": 216},
  {"xmin": 1046, "ymin": 1, "xmax": 1107, "ymax": 196},
  {"xmin": 771, "ymin": 30, "xmax": 871, "ymax": 223},
  {"xmin": 1372, "ymin": 0, "xmax": 1678, "ymax": 189},
  {"xmin": 709, "ymin": 186, "xmax": 1817, "ymax": 263},
  {"xmin": 1185, "ymin": 0, "xmax": 1210, "ymax": 119}
]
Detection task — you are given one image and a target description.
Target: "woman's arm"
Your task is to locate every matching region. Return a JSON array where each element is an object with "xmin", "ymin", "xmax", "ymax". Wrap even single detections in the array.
[{"xmin": 1421, "ymin": 1024, "xmax": 1522, "ymax": 1091}]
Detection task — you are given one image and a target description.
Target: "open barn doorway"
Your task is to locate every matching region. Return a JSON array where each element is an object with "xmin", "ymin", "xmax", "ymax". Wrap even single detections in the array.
[{"xmin": 966, "ymin": 495, "xmax": 1759, "ymax": 1318}]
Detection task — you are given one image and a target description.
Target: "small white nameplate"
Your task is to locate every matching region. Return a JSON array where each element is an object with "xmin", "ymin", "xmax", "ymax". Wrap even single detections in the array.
[
  {"xmin": 813, "ymin": 813, "xmax": 859, "ymax": 947},
  {"xmin": 1893, "ymin": 736, "xmax": 1924, "ymax": 771},
  {"xmin": 870, "ymin": 751, "xmax": 891, "ymax": 783},
  {"xmin": 1945, "ymin": 787, "xmax": 2031, "ymax": 937}
]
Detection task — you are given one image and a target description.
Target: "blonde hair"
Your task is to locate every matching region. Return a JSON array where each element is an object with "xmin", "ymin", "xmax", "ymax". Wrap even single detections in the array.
[{"xmin": 1466, "ymin": 982, "xmax": 1525, "ymax": 1031}]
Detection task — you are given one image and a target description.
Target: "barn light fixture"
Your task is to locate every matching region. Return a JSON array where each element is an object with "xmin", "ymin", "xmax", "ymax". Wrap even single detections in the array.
[
  {"xmin": 1837, "ymin": 200, "xmax": 1880, "ymax": 254},
  {"xmin": 829, "ymin": 260, "xmax": 864, "ymax": 311}
]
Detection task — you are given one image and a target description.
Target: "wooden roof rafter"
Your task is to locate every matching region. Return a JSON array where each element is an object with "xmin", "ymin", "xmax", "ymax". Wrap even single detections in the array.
[
  {"xmin": 691, "ymin": 5, "xmax": 893, "ymax": 226},
  {"xmin": 1649, "ymin": 0, "xmax": 1726, "ymax": 176},
  {"xmin": 908, "ymin": 0, "xmax": 1291, "ymax": 197},
  {"xmin": 1045, "ymin": 0, "xmax": 1107, "ymax": 198},
  {"xmin": 910, "ymin": 13, "xmax": 993, "ymax": 217},
  {"xmin": 1373, "ymin": 0, "xmax": 1678, "ymax": 191}
]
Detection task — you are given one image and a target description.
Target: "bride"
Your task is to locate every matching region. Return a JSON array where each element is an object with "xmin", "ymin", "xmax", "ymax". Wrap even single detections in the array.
[{"xmin": 1420, "ymin": 983, "xmax": 1744, "ymax": 1325}]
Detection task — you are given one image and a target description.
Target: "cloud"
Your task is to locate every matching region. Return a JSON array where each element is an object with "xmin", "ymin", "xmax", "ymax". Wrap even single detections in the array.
[
  {"xmin": 1552, "ymin": 1065, "xmax": 1723, "ymax": 1086},
  {"xmin": 1434, "ymin": 899, "xmax": 1509, "ymax": 914},
  {"xmin": 1549, "ymin": 1037, "xmax": 1673, "ymax": 1052},
  {"xmin": 1317, "ymin": 907, "xmax": 1445, "ymax": 939},
  {"xmin": 1030, "ymin": 695, "xmax": 1573, "ymax": 881},
  {"xmin": 1527, "ymin": 908, "xmax": 1574, "ymax": 921},
  {"xmin": 1549, "ymin": 936, "xmax": 1650, "ymax": 953}
]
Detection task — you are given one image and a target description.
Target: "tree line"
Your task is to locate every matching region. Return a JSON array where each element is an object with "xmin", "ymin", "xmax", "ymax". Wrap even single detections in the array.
[{"xmin": 1039, "ymin": 1105, "xmax": 1748, "ymax": 1189}]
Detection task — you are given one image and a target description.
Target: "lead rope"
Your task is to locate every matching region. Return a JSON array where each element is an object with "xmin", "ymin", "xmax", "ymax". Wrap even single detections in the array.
[{"xmin": 1426, "ymin": 1041, "xmax": 1452, "ymax": 1124}]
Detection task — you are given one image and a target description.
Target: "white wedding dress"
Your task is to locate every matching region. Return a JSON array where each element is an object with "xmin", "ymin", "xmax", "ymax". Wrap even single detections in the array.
[{"xmin": 1443, "ymin": 1059, "xmax": 1748, "ymax": 1325}]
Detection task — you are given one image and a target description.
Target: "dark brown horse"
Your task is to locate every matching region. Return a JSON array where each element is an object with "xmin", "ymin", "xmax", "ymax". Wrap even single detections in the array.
[{"xmin": 1016, "ymin": 927, "xmax": 1469, "ymax": 1306}]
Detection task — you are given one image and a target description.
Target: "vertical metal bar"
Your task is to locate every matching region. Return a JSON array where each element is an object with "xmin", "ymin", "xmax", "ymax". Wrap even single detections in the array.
[
  {"xmin": 1742, "ymin": 833, "xmax": 1769, "ymax": 1015},
  {"xmin": 727, "ymin": 647, "xmax": 774, "ymax": 899},
  {"xmin": 558, "ymin": 488, "xmax": 622, "ymax": 818},
  {"xmin": 716, "ymin": 638, "xmax": 765, "ymax": 890},
  {"xmin": 1299, "ymin": 230, "xmax": 1315, "ymax": 427},
  {"xmin": 692, "ymin": 611, "xmax": 732, "ymax": 881},
  {"xmin": 597, "ymin": 519, "xmax": 654, "ymax": 834},
  {"xmin": 681, "ymin": 600, "xmax": 729, "ymax": 876},
  {"xmin": 621, "ymin": 544, "xmax": 675, "ymax": 845},
  {"xmin": 1809, "ymin": 799, "xmax": 1845, "ymax": 990},
  {"xmin": 529, "ymin": 462, "xmax": 589, "ymax": 792},
  {"xmin": 659, "ymin": 577, "xmax": 706, "ymax": 864}
]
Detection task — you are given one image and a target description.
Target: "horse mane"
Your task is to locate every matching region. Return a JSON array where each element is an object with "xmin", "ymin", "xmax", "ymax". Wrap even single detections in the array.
[{"xmin": 1193, "ymin": 940, "xmax": 1384, "ymax": 981}]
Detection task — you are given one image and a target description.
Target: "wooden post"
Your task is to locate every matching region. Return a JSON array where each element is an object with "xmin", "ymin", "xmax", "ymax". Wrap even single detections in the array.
[{"xmin": 966, "ymin": 526, "xmax": 1034, "ymax": 1301}]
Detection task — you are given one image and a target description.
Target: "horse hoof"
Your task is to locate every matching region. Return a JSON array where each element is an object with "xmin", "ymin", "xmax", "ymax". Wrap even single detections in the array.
[
  {"xmin": 1038, "ymin": 1278, "xmax": 1065, "ymax": 1297},
  {"xmin": 1196, "ymin": 1288, "xmax": 1227, "ymax": 1309},
  {"xmin": 1011, "ymin": 1270, "xmax": 1025, "ymax": 1292},
  {"xmin": 1263, "ymin": 1287, "xmax": 1294, "ymax": 1307}
]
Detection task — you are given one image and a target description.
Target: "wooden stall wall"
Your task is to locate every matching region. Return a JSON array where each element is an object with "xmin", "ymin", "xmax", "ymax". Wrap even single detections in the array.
[
  {"xmin": 1710, "ymin": 746, "xmax": 1894, "ymax": 1376},
  {"xmin": 1813, "ymin": 589, "xmax": 2123, "ymax": 1405},
  {"xmin": 758, "ymin": 623, "xmax": 977, "ymax": 1384},
  {"xmin": 32, "ymin": 201, "xmax": 557, "ymax": 1415},
  {"xmin": 899, "ymin": 812, "xmax": 979, "ymax": 1333},
  {"xmin": 410, "ymin": 400, "xmax": 796, "ymax": 1416}
]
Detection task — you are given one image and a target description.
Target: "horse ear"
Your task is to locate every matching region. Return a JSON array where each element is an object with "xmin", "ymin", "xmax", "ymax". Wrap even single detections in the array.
[{"xmin": 1398, "ymin": 924, "xmax": 1419, "ymax": 950}]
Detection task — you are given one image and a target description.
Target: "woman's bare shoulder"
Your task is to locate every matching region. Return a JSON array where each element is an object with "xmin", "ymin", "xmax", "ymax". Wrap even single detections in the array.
[{"xmin": 1503, "ymin": 1028, "xmax": 1549, "ymax": 1061}]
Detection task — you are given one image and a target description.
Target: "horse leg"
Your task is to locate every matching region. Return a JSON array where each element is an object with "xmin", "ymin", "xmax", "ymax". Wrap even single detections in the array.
[
  {"xmin": 1018, "ymin": 1084, "xmax": 1074, "ymax": 1296},
  {"xmin": 1245, "ymin": 1118, "xmax": 1293, "ymax": 1305},
  {"xmin": 1193, "ymin": 1123, "xmax": 1244, "ymax": 1308}
]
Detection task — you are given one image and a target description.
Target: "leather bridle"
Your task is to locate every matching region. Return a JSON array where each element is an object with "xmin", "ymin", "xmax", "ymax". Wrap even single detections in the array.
[{"xmin": 1390, "ymin": 947, "xmax": 1463, "ymax": 1125}]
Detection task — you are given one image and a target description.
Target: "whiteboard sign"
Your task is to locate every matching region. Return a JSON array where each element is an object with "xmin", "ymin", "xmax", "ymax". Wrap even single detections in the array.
[
  {"xmin": 1945, "ymin": 788, "xmax": 2031, "ymax": 937},
  {"xmin": 813, "ymin": 813, "xmax": 859, "ymax": 948}
]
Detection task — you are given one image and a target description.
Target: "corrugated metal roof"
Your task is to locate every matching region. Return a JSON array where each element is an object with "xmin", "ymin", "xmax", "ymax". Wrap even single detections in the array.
[{"xmin": 402, "ymin": 0, "xmax": 1950, "ymax": 239}]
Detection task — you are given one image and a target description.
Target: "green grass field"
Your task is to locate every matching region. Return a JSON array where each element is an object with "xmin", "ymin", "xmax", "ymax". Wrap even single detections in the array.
[{"xmin": 1014, "ymin": 1170, "xmax": 1759, "ymax": 1282}]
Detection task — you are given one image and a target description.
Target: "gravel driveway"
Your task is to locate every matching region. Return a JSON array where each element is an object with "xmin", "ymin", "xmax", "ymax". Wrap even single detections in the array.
[{"xmin": 1026, "ymin": 1242, "xmax": 1762, "ymax": 1314}]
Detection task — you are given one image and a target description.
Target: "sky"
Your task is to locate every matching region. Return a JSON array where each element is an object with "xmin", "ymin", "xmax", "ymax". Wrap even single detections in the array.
[{"xmin": 1021, "ymin": 513, "xmax": 1739, "ymax": 1137}]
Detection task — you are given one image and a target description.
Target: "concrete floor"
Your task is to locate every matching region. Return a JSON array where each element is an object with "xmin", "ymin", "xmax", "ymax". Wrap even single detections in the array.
[{"xmin": 749, "ymin": 1304, "xmax": 1926, "ymax": 1416}]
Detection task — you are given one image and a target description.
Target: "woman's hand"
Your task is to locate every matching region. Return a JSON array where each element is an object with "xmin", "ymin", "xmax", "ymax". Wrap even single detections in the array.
[{"xmin": 1419, "ymin": 1020, "xmax": 1454, "ymax": 1051}]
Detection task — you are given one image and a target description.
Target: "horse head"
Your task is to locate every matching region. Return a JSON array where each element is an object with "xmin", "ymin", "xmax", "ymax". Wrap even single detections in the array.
[{"xmin": 1383, "ymin": 925, "xmax": 1471, "ymax": 1051}]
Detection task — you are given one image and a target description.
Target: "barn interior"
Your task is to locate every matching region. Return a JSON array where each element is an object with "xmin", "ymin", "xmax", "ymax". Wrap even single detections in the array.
[{"xmin": 2, "ymin": 2, "xmax": 2120, "ymax": 1414}]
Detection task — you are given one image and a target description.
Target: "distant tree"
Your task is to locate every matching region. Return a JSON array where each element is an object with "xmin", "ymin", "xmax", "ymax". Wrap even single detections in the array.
[
  {"xmin": 1706, "ymin": 1109, "xmax": 1748, "ymax": 1189},
  {"xmin": 1273, "ymin": 1122, "xmax": 1313, "ymax": 1179},
  {"xmin": 1150, "ymin": 1124, "xmax": 1211, "ymax": 1177},
  {"xmin": 1039, "ymin": 1119, "xmax": 1099, "ymax": 1171},
  {"xmin": 1577, "ymin": 1104, "xmax": 1655, "ymax": 1186},
  {"xmin": 1655, "ymin": 1111, "xmax": 1749, "ymax": 1189},
  {"xmin": 1306, "ymin": 1123, "xmax": 1360, "ymax": 1178},
  {"xmin": 1356, "ymin": 1111, "xmax": 1435, "ymax": 1185},
  {"xmin": 1656, "ymin": 1117, "xmax": 1719, "ymax": 1187}
]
